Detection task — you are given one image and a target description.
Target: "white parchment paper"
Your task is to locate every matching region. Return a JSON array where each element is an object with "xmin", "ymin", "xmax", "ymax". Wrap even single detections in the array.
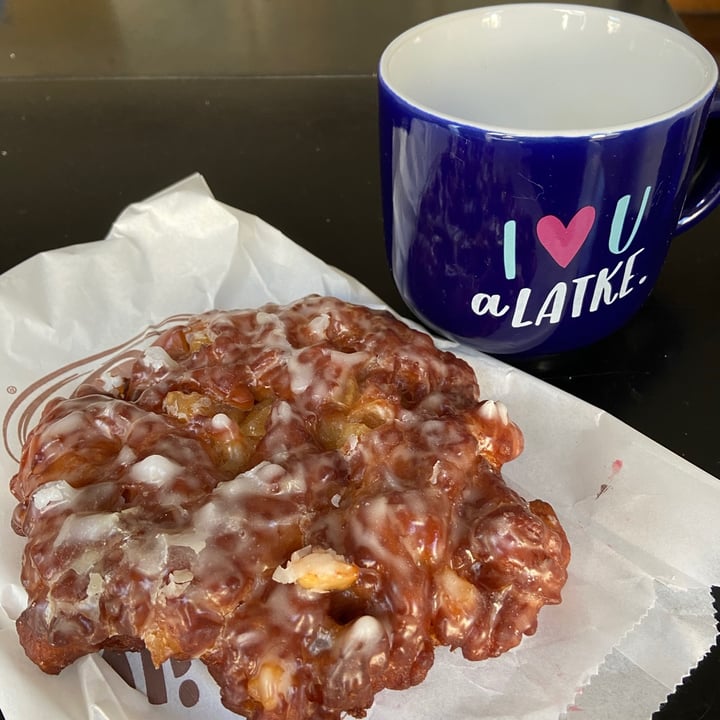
[{"xmin": 0, "ymin": 174, "xmax": 718, "ymax": 720}]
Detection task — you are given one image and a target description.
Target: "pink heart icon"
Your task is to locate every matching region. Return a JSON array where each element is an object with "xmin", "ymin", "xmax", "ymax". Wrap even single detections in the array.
[{"xmin": 536, "ymin": 206, "xmax": 596, "ymax": 268}]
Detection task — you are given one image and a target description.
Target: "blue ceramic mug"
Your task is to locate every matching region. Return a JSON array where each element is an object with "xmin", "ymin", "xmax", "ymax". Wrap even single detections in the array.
[{"xmin": 379, "ymin": 4, "xmax": 720, "ymax": 356}]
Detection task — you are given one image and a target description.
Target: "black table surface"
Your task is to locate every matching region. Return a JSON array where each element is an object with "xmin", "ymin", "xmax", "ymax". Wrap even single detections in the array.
[{"xmin": 1, "ymin": 1, "xmax": 718, "ymax": 718}]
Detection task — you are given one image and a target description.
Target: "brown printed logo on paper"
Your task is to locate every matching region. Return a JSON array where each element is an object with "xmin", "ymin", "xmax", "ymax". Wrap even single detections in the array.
[
  {"xmin": 2, "ymin": 314, "xmax": 194, "ymax": 462},
  {"xmin": 103, "ymin": 649, "xmax": 201, "ymax": 708}
]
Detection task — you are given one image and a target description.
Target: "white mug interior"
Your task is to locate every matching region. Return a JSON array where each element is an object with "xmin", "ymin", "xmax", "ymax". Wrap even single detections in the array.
[{"xmin": 379, "ymin": 3, "xmax": 719, "ymax": 134}]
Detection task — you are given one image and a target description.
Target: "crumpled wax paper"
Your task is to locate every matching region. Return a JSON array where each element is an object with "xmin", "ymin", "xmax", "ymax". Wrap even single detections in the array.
[{"xmin": 0, "ymin": 174, "xmax": 718, "ymax": 720}]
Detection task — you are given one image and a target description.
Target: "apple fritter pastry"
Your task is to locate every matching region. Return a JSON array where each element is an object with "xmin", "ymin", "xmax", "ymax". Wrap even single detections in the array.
[{"xmin": 10, "ymin": 295, "xmax": 570, "ymax": 720}]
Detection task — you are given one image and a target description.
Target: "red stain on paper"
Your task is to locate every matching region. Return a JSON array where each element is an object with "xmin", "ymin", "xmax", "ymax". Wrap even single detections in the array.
[{"xmin": 596, "ymin": 458, "xmax": 623, "ymax": 499}]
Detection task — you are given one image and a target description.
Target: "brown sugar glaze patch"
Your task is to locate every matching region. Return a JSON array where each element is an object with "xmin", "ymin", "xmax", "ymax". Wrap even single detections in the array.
[{"xmin": 9, "ymin": 295, "xmax": 570, "ymax": 720}]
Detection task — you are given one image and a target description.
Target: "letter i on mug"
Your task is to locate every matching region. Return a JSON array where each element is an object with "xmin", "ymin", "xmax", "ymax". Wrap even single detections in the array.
[{"xmin": 379, "ymin": 4, "xmax": 720, "ymax": 355}]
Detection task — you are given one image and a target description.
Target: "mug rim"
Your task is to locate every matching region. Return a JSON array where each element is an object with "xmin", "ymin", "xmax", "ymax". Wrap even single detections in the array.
[{"xmin": 378, "ymin": 2, "xmax": 719, "ymax": 138}]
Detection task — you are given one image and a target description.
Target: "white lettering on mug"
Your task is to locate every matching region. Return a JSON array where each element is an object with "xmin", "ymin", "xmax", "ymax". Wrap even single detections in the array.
[
  {"xmin": 570, "ymin": 274, "xmax": 594, "ymax": 318},
  {"xmin": 589, "ymin": 259, "xmax": 624, "ymax": 312},
  {"xmin": 473, "ymin": 248, "xmax": 647, "ymax": 327},
  {"xmin": 510, "ymin": 289, "xmax": 533, "ymax": 328},
  {"xmin": 618, "ymin": 248, "xmax": 646, "ymax": 296},
  {"xmin": 535, "ymin": 282, "xmax": 567, "ymax": 325},
  {"xmin": 470, "ymin": 293, "xmax": 510, "ymax": 317}
]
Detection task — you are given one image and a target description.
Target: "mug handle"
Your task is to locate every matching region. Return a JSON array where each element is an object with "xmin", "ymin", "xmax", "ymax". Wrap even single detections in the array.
[{"xmin": 676, "ymin": 90, "xmax": 720, "ymax": 233}]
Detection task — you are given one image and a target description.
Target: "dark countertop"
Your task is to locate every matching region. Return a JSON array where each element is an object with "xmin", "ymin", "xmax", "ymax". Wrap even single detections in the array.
[{"xmin": 0, "ymin": 1, "xmax": 718, "ymax": 718}]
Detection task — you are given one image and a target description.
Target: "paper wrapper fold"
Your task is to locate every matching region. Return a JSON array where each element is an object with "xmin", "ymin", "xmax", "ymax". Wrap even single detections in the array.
[{"xmin": 1, "ymin": 174, "xmax": 718, "ymax": 720}]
